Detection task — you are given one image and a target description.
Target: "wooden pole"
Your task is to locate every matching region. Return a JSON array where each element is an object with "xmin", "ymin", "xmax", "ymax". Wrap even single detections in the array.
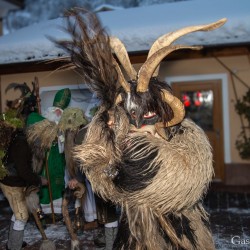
[
  {"xmin": 45, "ymin": 152, "xmax": 56, "ymax": 224},
  {"xmin": 32, "ymin": 211, "xmax": 47, "ymax": 240},
  {"xmin": 34, "ymin": 76, "xmax": 41, "ymax": 114},
  {"xmin": 32, "ymin": 209, "xmax": 56, "ymax": 249},
  {"xmin": 34, "ymin": 76, "xmax": 56, "ymax": 224},
  {"xmin": 62, "ymin": 192, "xmax": 78, "ymax": 241}
]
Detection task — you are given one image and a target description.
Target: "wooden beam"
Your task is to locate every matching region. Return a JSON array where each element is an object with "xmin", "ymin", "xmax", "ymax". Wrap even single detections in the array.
[{"xmin": 0, "ymin": 60, "xmax": 67, "ymax": 75}]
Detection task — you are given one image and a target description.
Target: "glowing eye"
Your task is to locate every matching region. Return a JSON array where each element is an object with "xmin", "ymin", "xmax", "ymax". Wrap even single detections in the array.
[{"xmin": 143, "ymin": 112, "xmax": 156, "ymax": 118}]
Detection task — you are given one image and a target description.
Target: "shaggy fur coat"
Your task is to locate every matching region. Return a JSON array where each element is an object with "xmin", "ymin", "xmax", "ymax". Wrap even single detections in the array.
[
  {"xmin": 54, "ymin": 8, "xmax": 223, "ymax": 250},
  {"xmin": 74, "ymin": 107, "xmax": 215, "ymax": 250}
]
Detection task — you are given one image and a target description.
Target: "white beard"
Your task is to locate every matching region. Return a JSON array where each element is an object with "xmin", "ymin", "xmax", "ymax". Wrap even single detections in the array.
[
  {"xmin": 43, "ymin": 107, "xmax": 65, "ymax": 153},
  {"xmin": 43, "ymin": 107, "xmax": 63, "ymax": 124}
]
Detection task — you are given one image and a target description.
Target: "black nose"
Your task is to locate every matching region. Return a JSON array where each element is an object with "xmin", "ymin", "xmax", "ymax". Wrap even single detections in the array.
[{"xmin": 135, "ymin": 119, "xmax": 143, "ymax": 129}]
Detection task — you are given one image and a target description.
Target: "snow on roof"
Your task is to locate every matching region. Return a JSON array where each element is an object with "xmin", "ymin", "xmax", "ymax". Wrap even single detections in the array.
[
  {"xmin": 94, "ymin": 4, "xmax": 124, "ymax": 12},
  {"xmin": 0, "ymin": 0, "xmax": 250, "ymax": 65}
]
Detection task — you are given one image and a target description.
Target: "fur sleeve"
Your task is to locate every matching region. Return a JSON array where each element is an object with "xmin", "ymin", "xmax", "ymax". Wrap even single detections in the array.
[
  {"xmin": 73, "ymin": 106, "xmax": 129, "ymax": 202},
  {"xmin": 122, "ymin": 118, "xmax": 213, "ymax": 213}
]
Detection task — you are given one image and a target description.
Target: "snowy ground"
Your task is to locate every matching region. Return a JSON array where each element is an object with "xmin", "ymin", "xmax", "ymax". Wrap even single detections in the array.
[
  {"xmin": 0, "ymin": 192, "xmax": 98, "ymax": 250},
  {"xmin": 0, "ymin": 191, "xmax": 250, "ymax": 250}
]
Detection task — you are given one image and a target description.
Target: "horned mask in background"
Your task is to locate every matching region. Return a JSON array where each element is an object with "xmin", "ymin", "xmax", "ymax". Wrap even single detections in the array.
[{"xmin": 5, "ymin": 80, "xmax": 39, "ymax": 120}]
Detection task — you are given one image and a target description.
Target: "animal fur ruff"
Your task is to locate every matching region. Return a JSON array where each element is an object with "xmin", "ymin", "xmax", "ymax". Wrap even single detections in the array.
[
  {"xmin": 27, "ymin": 119, "xmax": 58, "ymax": 173},
  {"xmin": 74, "ymin": 114, "xmax": 215, "ymax": 249}
]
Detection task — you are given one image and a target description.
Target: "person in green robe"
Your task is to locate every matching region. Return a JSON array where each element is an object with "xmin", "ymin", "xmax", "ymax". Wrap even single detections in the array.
[{"xmin": 27, "ymin": 88, "xmax": 71, "ymax": 218}]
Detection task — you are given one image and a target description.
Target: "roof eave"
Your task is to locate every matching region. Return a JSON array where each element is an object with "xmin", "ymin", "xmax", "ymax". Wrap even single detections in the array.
[{"xmin": 0, "ymin": 43, "xmax": 249, "ymax": 75}]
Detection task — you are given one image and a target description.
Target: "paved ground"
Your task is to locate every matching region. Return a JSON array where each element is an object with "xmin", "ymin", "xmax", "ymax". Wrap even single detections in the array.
[
  {"xmin": 204, "ymin": 188, "xmax": 250, "ymax": 250},
  {"xmin": 0, "ymin": 185, "xmax": 250, "ymax": 250}
]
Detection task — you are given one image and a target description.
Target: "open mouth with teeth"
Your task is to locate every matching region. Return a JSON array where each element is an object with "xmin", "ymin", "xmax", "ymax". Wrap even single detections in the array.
[{"xmin": 143, "ymin": 111, "xmax": 156, "ymax": 119}]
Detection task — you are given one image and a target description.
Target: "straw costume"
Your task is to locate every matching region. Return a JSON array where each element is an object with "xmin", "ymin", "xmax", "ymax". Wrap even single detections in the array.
[{"xmin": 56, "ymin": 9, "xmax": 226, "ymax": 249}]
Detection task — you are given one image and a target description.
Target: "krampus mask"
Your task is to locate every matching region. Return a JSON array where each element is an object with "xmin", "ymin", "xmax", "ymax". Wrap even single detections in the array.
[
  {"xmin": 5, "ymin": 81, "xmax": 38, "ymax": 120},
  {"xmin": 56, "ymin": 8, "xmax": 226, "ymax": 139}
]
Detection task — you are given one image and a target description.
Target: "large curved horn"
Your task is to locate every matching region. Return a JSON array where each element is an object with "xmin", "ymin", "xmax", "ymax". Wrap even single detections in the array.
[
  {"xmin": 110, "ymin": 36, "xmax": 137, "ymax": 80},
  {"xmin": 115, "ymin": 93, "xmax": 123, "ymax": 105},
  {"xmin": 148, "ymin": 18, "xmax": 227, "ymax": 77},
  {"xmin": 158, "ymin": 89, "xmax": 185, "ymax": 127},
  {"xmin": 112, "ymin": 58, "xmax": 131, "ymax": 93},
  {"xmin": 5, "ymin": 82, "xmax": 31, "ymax": 97},
  {"xmin": 137, "ymin": 45, "xmax": 202, "ymax": 93}
]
